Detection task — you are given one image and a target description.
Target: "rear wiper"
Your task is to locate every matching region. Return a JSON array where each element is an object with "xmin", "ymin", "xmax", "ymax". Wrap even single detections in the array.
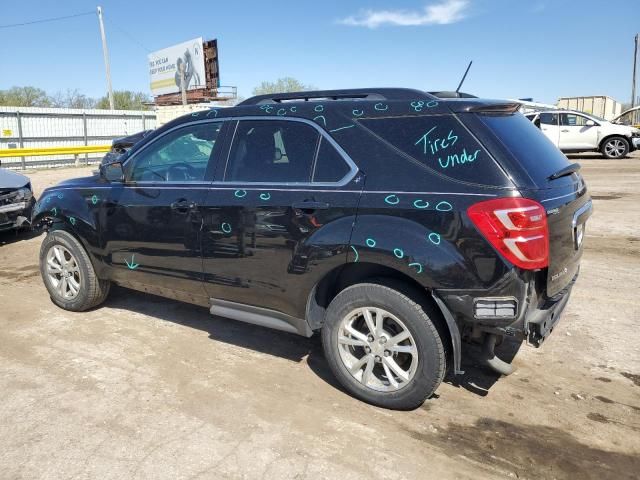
[{"xmin": 548, "ymin": 163, "xmax": 581, "ymax": 180}]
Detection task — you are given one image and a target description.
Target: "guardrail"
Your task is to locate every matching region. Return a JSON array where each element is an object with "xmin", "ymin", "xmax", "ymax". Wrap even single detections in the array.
[{"xmin": 0, "ymin": 145, "xmax": 111, "ymax": 169}]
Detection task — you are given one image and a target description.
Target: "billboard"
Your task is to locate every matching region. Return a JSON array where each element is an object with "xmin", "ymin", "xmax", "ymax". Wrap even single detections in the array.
[{"xmin": 148, "ymin": 38, "xmax": 206, "ymax": 96}]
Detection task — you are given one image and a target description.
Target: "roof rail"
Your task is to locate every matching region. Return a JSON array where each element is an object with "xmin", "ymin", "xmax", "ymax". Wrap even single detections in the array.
[
  {"xmin": 428, "ymin": 91, "xmax": 478, "ymax": 99},
  {"xmin": 238, "ymin": 88, "xmax": 436, "ymax": 106}
]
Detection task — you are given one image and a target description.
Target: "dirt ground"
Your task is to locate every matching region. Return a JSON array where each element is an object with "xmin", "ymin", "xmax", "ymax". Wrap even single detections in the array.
[{"xmin": 1, "ymin": 153, "xmax": 639, "ymax": 480}]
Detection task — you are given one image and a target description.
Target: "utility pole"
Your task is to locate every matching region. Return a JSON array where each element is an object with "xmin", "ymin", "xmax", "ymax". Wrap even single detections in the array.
[
  {"xmin": 632, "ymin": 34, "xmax": 638, "ymax": 108},
  {"xmin": 97, "ymin": 6, "xmax": 114, "ymax": 110}
]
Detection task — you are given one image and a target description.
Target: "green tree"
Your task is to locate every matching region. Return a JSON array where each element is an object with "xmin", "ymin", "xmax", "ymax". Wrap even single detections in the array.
[
  {"xmin": 96, "ymin": 90, "xmax": 152, "ymax": 110},
  {"xmin": 0, "ymin": 86, "xmax": 51, "ymax": 107},
  {"xmin": 252, "ymin": 77, "xmax": 316, "ymax": 96}
]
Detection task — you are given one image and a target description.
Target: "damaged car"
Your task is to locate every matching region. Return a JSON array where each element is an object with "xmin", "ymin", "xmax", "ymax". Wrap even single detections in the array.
[{"xmin": 0, "ymin": 162, "xmax": 35, "ymax": 232}]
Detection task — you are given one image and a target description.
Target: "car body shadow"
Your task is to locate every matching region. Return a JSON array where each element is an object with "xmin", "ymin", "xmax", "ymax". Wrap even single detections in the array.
[
  {"xmin": 445, "ymin": 338, "xmax": 523, "ymax": 397},
  {"xmin": 0, "ymin": 228, "xmax": 42, "ymax": 247},
  {"xmin": 104, "ymin": 286, "xmax": 517, "ymax": 400}
]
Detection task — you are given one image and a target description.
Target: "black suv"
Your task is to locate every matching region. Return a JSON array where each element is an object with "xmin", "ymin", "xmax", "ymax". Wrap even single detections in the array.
[{"xmin": 33, "ymin": 88, "xmax": 592, "ymax": 410}]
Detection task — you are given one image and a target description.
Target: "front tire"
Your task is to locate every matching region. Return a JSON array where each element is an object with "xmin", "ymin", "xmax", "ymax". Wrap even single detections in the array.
[
  {"xmin": 321, "ymin": 283, "xmax": 445, "ymax": 410},
  {"xmin": 39, "ymin": 230, "xmax": 110, "ymax": 311},
  {"xmin": 601, "ymin": 136, "xmax": 629, "ymax": 159}
]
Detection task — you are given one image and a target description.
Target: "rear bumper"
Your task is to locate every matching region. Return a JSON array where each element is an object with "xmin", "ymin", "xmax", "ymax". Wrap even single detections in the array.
[{"xmin": 436, "ymin": 268, "xmax": 578, "ymax": 346}]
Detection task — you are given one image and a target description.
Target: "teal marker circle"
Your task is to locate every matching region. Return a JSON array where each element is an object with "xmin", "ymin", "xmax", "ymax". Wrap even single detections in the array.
[
  {"xmin": 234, "ymin": 189, "xmax": 247, "ymax": 198},
  {"xmin": 191, "ymin": 112, "xmax": 200, "ymax": 117},
  {"xmin": 277, "ymin": 108, "xmax": 287, "ymax": 116},
  {"xmin": 413, "ymin": 199, "xmax": 429, "ymax": 209},
  {"xmin": 221, "ymin": 223, "xmax": 232, "ymax": 233},
  {"xmin": 314, "ymin": 105, "xmax": 324, "ymax": 112},
  {"xmin": 374, "ymin": 103, "xmax": 388, "ymax": 111},
  {"xmin": 384, "ymin": 194, "xmax": 400, "ymax": 205},
  {"xmin": 393, "ymin": 248, "xmax": 404, "ymax": 259},
  {"xmin": 428, "ymin": 232, "xmax": 441, "ymax": 245},
  {"xmin": 409, "ymin": 262, "xmax": 423, "ymax": 274},
  {"xmin": 57, "ymin": 193, "xmax": 64, "ymax": 199},
  {"xmin": 69, "ymin": 217, "xmax": 76, "ymax": 226},
  {"xmin": 289, "ymin": 106, "xmax": 297, "ymax": 113},
  {"xmin": 435, "ymin": 201, "xmax": 453, "ymax": 212},
  {"xmin": 365, "ymin": 238, "xmax": 376, "ymax": 247},
  {"xmin": 426, "ymin": 100, "xmax": 439, "ymax": 108},
  {"xmin": 91, "ymin": 195, "xmax": 98, "ymax": 205},
  {"xmin": 352, "ymin": 109, "xmax": 364, "ymax": 117},
  {"xmin": 259, "ymin": 192, "xmax": 271, "ymax": 201}
]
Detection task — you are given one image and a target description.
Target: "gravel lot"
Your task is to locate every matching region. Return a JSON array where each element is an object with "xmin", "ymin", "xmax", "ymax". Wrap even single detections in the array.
[{"xmin": 1, "ymin": 153, "xmax": 639, "ymax": 479}]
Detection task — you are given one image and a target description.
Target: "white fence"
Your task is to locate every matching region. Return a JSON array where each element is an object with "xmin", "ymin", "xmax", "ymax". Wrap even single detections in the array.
[{"xmin": 0, "ymin": 106, "xmax": 156, "ymax": 169}]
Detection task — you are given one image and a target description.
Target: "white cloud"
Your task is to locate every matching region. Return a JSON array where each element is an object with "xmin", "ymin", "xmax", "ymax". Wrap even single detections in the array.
[{"xmin": 338, "ymin": 0, "xmax": 470, "ymax": 29}]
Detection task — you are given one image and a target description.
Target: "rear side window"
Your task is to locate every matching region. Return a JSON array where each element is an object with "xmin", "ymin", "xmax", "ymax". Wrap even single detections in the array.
[
  {"xmin": 359, "ymin": 116, "xmax": 507, "ymax": 186},
  {"xmin": 226, "ymin": 120, "xmax": 319, "ymax": 183},
  {"xmin": 478, "ymin": 113, "xmax": 570, "ymax": 184},
  {"xmin": 313, "ymin": 138, "xmax": 351, "ymax": 182}
]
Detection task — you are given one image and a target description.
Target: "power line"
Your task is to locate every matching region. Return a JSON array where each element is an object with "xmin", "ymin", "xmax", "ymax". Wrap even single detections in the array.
[
  {"xmin": 0, "ymin": 11, "xmax": 95, "ymax": 29},
  {"xmin": 104, "ymin": 18, "xmax": 152, "ymax": 53}
]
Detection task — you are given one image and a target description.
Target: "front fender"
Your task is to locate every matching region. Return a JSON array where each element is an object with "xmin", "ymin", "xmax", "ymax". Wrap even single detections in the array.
[{"xmin": 32, "ymin": 187, "xmax": 104, "ymax": 273}]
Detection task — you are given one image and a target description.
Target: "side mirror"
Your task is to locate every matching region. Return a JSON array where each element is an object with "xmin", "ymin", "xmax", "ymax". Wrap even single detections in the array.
[
  {"xmin": 100, "ymin": 161, "xmax": 124, "ymax": 182},
  {"xmin": 585, "ymin": 120, "xmax": 595, "ymax": 127}
]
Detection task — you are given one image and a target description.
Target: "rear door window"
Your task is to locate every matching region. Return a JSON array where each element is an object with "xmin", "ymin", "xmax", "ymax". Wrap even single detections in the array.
[
  {"xmin": 312, "ymin": 137, "xmax": 351, "ymax": 183},
  {"xmin": 359, "ymin": 115, "xmax": 508, "ymax": 186},
  {"xmin": 225, "ymin": 120, "xmax": 319, "ymax": 183}
]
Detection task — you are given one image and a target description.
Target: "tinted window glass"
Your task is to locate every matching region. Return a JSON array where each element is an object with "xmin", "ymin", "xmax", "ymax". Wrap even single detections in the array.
[
  {"xmin": 129, "ymin": 123, "xmax": 220, "ymax": 182},
  {"xmin": 560, "ymin": 114, "xmax": 589, "ymax": 126},
  {"xmin": 359, "ymin": 115, "xmax": 506, "ymax": 186},
  {"xmin": 226, "ymin": 120, "xmax": 319, "ymax": 183},
  {"xmin": 539, "ymin": 113, "xmax": 558, "ymax": 125},
  {"xmin": 313, "ymin": 138, "xmax": 350, "ymax": 182},
  {"xmin": 479, "ymin": 113, "xmax": 570, "ymax": 185}
]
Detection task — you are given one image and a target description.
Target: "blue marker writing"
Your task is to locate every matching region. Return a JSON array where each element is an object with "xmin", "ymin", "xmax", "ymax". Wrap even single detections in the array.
[
  {"xmin": 234, "ymin": 189, "xmax": 247, "ymax": 198},
  {"xmin": 221, "ymin": 223, "xmax": 232, "ymax": 234},
  {"xmin": 350, "ymin": 245, "xmax": 359, "ymax": 262},
  {"xmin": 125, "ymin": 254, "xmax": 139, "ymax": 270},
  {"xmin": 259, "ymin": 192, "xmax": 271, "ymax": 201},
  {"xmin": 366, "ymin": 238, "xmax": 376, "ymax": 247},
  {"xmin": 413, "ymin": 199, "xmax": 430, "ymax": 209},
  {"xmin": 393, "ymin": 248, "xmax": 404, "ymax": 259},
  {"xmin": 409, "ymin": 262, "xmax": 423, "ymax": 274},
  {"xmin": 374, "ymin": 103, "xmax": 388, "ymax": 111},
  {"xmin": 428, "ymin": 232, "xmax": 441, "ymax": 245},
  {"xmin": 435, "ymin": 201, "xmax": 453, "ymax": 212},
  {"xmin": 384, "ymin": 194, "xmax": 400, "ymax": 205}
]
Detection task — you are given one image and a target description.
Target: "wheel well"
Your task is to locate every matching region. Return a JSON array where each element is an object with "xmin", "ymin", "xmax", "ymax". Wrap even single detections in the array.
[
  {"xmin": 599, "ymin": 134, "xmax": 629, "ymax": 150},
  {"xmin": 307, "ymin": 262, "xmax": 453, "ymax": 366}
]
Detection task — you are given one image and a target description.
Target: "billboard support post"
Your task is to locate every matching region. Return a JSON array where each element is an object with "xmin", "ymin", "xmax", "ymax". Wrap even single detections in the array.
[
  {"xmin": 97, "ymin": 6, "xmax": 115, "ymax": 110},
  {"xmin": 180, "ymin": 65, "xmax": 187, "ymax": 105}
]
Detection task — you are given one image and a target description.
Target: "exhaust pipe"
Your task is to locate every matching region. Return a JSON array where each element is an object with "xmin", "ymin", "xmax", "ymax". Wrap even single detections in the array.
[{"xmin": 480, "ymin": 333, "xmax": 514, "ymax": 376}]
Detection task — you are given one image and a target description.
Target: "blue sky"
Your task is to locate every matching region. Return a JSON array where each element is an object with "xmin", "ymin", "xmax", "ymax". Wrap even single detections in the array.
[{"xmin": 1, "ymin": 0, "xmax": 638, "ymax": 104}]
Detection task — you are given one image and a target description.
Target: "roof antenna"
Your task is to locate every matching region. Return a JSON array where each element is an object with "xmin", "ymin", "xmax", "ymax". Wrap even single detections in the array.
[{"xmin": 455, "ymin": 60, "xmax": 473, "ymax": 94}]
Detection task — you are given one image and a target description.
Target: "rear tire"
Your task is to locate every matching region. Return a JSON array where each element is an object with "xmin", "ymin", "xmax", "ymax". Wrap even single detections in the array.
[
  {"xmin": 601, "ymin": 136, "xmax": 629, "ymax": 159},
  {"xmin": 39, "ymin": 230, "xmax": 110, "ymax": 311},
  {"xmin": 321, "ymin": 283, "xmax": 445, "ymax": 410}
]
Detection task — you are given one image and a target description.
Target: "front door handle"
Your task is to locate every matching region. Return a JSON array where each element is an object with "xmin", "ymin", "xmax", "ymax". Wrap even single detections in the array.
[
  {"xmin": 292, "ymin": 201, "xmax": 330, "ymax": 213},
  {"xmin": 561, "ymin": 129, "xmax": 570, "ymax": 132},
  {"xmin": 171, "ymin": 199, "xmax": 197, "ymax": 214}
]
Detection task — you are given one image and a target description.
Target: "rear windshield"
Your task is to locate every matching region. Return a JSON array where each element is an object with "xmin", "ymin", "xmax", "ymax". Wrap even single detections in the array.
[
  {"xmin": 478, "ymin": 113, "xmax": 570, "ymax": 184},
  {"xmin": 358, "ymin": 115, "xmax": 510, "ymax": 187}
]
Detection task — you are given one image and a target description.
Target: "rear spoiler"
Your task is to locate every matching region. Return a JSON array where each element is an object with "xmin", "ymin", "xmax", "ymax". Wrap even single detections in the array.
[{"xmin": 467, "ymin": 103, "xmax": 521, "ymax": 114}]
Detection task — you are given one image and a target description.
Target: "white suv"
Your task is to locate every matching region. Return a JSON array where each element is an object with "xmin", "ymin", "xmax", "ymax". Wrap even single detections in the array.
[{"xmin": 525, "ymin": 110, "xmax": 640, "ymax": 159}]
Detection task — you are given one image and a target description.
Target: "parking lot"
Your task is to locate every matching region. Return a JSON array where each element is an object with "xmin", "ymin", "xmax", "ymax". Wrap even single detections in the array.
[{"xmin": 1, "ymin": 153, "xmax": 639, "ymax": 479}]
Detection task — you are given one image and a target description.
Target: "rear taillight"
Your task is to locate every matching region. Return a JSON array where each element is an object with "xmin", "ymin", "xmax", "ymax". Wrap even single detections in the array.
[{"xmin": 467, "ymin": 197, "xmax": 549, "ymax": 270}]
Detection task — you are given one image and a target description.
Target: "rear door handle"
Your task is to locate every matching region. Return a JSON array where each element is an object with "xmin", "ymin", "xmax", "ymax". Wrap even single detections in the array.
[
  {"xmin": 292, "ymin": 201, "xmax": 330, "ymax": 213},
  {"xmin": 171, "ymin": 199, "xmax": 197, "ymax": 214}
]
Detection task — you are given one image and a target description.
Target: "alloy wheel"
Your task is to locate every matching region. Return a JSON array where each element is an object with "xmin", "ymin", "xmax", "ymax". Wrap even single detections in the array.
[
  {"xmin": 337, "ymin": 307, "xmax": 419, "ymax": 392},
  {"xmin": 46, "ymin": 245, "xmax": 81, "ymax": 300},
  {"xmin": 605, "ymin": 139, "xmax": 626, "ymax": 158}
]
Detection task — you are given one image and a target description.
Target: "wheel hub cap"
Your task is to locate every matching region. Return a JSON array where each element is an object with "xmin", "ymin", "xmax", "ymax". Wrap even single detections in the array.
[{"xmin": 45, "ymin": 245, "xmax": 81, "ymax": 300}]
